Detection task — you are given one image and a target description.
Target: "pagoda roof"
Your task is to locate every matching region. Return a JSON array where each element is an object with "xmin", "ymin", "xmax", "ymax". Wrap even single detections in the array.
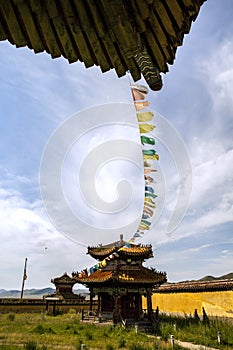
[
  {"xmin": 87, "ymin": 243, "xmax": 153, "ymax": 260},
  {"xmin": 51, "ymin": 272, "xmax": 77, "ymax": 286},
  {"xmin": 153, "ymin": 279, "xmax": 233, "ymax": 293},
  {"xmin": 0, "ymin": 0, "xmax": 206, "ymax": 89},
  {"xmin": 75, "ymin": 266, "xmax": 167, "ymax": 286}
]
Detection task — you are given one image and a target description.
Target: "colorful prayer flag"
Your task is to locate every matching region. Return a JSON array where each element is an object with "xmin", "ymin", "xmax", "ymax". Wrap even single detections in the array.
[
  {"xmin": 137, "ymin": 111, "xmax": 154, "ymax": 122},
  {"xmin": 144, "ymin": 168, "xmax": 157, "ymax": 174},
  {"xmin": 143, "ymin": 153, "xmax": 159, "ymax": 160},
  {"xmin": 141, "ymin": 219, "xmax": 151, "ymax": 226},
  {"xmin": 144, "ymin": 175, "xmax": 155, "ymax": 183},
  {"xmin": 132, "ymin": 89, "xmax": 147, "ymax": 101},
  {"xmin": 144, "ymin": 202, "xmax": 156, "ymax": 209},
  {"xmin": 139, "ymin": 223, "xmax": 150, "ymax": 230},
  {"xmin": 145, "ymin": 186, "xmax": 155, "ymax": 193},
  {"xmin": 143, "ymin": 206, "xmax": 153, "ymax": 216},
  {"xmin": 142, "ymin": 149, "xmax": 156, "ymax": 156},
  {"xmin": 144, "ymin": 160, "xmax": 152, "ymax": 168},
  {"xmin": 135, "ymin": 101, "xmax": 150, "ymax": 111},
  {"xmin": 145, "ymin": 197, "xmax": 155, "ymax": 204},
  {"xmin": 141, "ymin": 135, "xmax": 155, "ymax": 145},
  {"xmin": 139, "ymin": 123, "xmax": 155, "ymax": 133},
  {"xmin": 145, "ymin": 192, "xmax": 157, "ymax": 199}
]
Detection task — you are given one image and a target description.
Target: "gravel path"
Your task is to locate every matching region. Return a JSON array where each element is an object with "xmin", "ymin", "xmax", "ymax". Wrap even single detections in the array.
[{"xmin": 176, "ymin": 340, "xmax": 219, "ymax": 350}]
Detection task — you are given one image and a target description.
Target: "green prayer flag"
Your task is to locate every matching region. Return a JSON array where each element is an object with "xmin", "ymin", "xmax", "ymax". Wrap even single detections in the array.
[
  {"xmin": 141, "ymin": 136, "xmax": 155, "ymax": 145},
  {"xmin": 145, "ymin": 192, "xmax": 158, "ymax": 199},
  {"xmin": 141, "ymin": 219, "xmax": 151, "ymax": 226},
  {"xmin": 142, "ymin": 149, "xmax": 156, "ymax": 156}
]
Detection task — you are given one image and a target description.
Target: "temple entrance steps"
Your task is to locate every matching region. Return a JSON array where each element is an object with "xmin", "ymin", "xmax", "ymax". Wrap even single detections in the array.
[
  {"xmin": 122, "ymin": 318, "xmax": 154, "ymax": 334},
  {"xmin": 81, "ymin": 310, "xmax": 99, "ymax": 322},
  {"xmin": 81, "ymin": 310, "xmax": 113, "ymax": 324}
]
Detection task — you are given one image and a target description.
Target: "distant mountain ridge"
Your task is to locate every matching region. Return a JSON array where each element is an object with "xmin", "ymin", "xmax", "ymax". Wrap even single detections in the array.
[
  {"xmin": 0, "ymin": 288, "xmax": 54, "ymax": 298},
  {"xmin": 198, "ymin": 272, "xmax": 233, "ymax": 282},
  {"xmin": 179, "ymin": 272, "xmax": 233, "ymax": 283},
  {"xmin": 0, "ymin": 288, "xmax": 88, "ymax": 298},
  {"xmin": 1, "ymin": 274, "xmax": 232, "ymax": 298}
]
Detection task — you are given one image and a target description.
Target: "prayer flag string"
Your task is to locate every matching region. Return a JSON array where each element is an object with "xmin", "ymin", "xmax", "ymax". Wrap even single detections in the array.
[
  {"xmin": 78, "ymin": 83, "xmax": 158, "ymax": 277},
  {"xmin": 128, "ymin": 83, "xmax": 158, "ymax": 243}
]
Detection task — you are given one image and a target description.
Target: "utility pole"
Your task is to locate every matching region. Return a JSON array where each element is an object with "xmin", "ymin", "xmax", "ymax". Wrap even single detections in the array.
[{"xmin": 20, "ymin": 257, "xmax": 27, "ymax": 299}]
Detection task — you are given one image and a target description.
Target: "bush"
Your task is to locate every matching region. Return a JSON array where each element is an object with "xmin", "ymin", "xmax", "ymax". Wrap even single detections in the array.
[
  {"xmin": 7, "ymin": 313, "xmax": 15, "ymax": 321},
  {"xmin": 129, "ymin": 343, "xmax": 146, "ymax": 350},
  {"xmin": 24, "ymin": 341, "xmax": 37, "ymax": 350},
  {"xmin": 33, "ymin": 324, "xmax": 55, "ymax": 334},
  {"xmin": 106, "ymin": 344, "xmax": 115, "ymax": 350},
  {"xmin": 118, "ymin": 338, "xmax": 126, "ymax": 348},
  {"xmin": 85, "ymin": 330, "xmax": 93, "ymax": 340},
  {"xmin": 24, "ymin": 342, "xmax": 47, "ymax": 350}
]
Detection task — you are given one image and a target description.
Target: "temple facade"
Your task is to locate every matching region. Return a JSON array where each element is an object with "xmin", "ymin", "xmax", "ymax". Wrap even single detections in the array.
[
  {"xmin": 49, "ymin": 272, "xmax": 85, "ymax": 302},
  {"xmin": 73, "ymin": 235, "xmax": 166, "ymax": 323}
]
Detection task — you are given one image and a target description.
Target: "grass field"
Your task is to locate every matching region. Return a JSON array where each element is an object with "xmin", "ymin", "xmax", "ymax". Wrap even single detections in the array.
[
  {"xmin": 157, "ymin": 313, "xmax": 233, "ymax": 349},
  {"xmin": 0, "ymin": 311, "xmax": 180, "ymax": 350},
  {"xmin": 0, "ymin": 310, "xmax": 233, "ymax": 350}
]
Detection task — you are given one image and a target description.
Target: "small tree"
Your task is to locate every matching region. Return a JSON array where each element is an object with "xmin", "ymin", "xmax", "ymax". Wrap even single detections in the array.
[
  {"xmin": 194, "ymin": 309, "xmax": 200, "ymax": 323},
  {"xmin": 202, "ymin": 307, "xmax": 209, "ymax": 324}
]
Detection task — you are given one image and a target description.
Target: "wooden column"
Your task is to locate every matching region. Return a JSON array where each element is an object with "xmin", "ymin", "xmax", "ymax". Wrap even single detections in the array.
[
  {"xmin": 146, "ymin": 290, "xmax": 153, "ymax": 321},
  {"xmin": 98, "ymin": 293, "xmax": 102, "ymax": 313},
  {"xmin": 113, "ymin": 289, "xmax": 121, "ymax": 324},
  {"xmin": 90, "ymin": 288, "xmax": 93, "ymax": 311},
  {"xmin": 138, "ymin": 294, "xmax": 143, "ymax": 318}
]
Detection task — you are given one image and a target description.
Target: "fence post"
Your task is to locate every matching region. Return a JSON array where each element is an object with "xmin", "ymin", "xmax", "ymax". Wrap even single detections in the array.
[
  {"xmin": 217, "ymin": 331, "xmax": 221, "ymax": 344},
  {"xmin": 170, "ymin": 335, "xmax": 174, "ymax": 349}
]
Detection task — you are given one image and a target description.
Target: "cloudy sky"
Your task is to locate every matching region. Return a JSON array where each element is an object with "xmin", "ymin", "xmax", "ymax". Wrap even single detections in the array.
[{"xmin": 0, "ymin": 0, "xmax": 233, "ymax": 289}]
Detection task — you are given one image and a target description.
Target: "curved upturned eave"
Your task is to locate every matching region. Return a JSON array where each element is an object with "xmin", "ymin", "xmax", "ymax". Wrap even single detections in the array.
[{"xmin": 0, "ymin": 0, "xmax": 207, "ymax": 87}]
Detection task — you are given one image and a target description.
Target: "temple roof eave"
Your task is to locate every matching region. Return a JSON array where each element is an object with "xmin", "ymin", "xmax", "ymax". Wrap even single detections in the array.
[
  {"xmin": 74, "ymin": 268, "xmax": 167, "ymax": 286},
  {"xmin": 51, "ymin": 272, "xmax": 77, "ymax": 285},
  {"xmin": 0, "ymin": 0, "xmax": 207, "ymax": 89},
  {"xmin": 87, "ymin": 244, "xmax": 154, "ymax": 260},
  {"xmin": 153, "ymin": 279, "xmax": 233, "ymax": 293}
]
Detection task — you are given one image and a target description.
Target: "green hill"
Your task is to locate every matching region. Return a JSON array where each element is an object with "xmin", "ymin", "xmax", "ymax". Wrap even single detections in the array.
[{"xmin": 198, "ymin": 272, "xmax": 233, "ymax": 281}]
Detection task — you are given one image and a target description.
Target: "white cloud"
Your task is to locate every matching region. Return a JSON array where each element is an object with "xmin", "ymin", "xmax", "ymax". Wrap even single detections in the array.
[
  {"xmin": 0, "ymin": 170, "xmax": 94, "ymax": 289},
  {"xmin": 200, "ymin": 40, "xmax": 233, "ymax": 113}
]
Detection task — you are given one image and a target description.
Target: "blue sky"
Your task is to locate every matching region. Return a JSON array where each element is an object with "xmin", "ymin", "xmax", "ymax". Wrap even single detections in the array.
[{"xmin": 0, "ymin": 0, "xmax": 233, "ymax": 289}]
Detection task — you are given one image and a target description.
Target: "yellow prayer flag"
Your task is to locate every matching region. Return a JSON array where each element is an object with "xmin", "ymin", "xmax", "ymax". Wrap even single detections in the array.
[
  {"xmin": 144, "ymin": 201, "xmax": 156, "ymax": 209},
  {"xmin": 143, "ymin": 154, "xmax": 159, "ymax": 160},
  {"xmin": 145, "ymin": 197, "xmax": 155, "ymax": 204},
  {"xmin": 139, "ymin": 224, "xmax": 150, "ymax": 230},
  {"xmin": 139, "ymin": 124, "xmax": 155, "ymax": 133},
  {"xmin": 137, "ymin": 111, "xmax": 154, "ymax": 122}
]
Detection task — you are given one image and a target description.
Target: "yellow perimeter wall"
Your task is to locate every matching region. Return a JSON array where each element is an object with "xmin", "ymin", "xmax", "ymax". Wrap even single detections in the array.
[{"xmin": 142, "ymin": 291, "xmax": 233, "ymax": 318}]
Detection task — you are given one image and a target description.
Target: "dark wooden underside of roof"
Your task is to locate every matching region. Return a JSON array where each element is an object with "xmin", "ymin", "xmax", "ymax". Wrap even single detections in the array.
[
  {"xmin": 0, "ymin": 0, "xmax": 206, "ymax": 89},
  {"xmin": 74, "ymin": 266, "xmax": 167, "ymax": 286},
  {"xmin": 153, "ymin": 279, "xmax": 233, "ymax": 293}
]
